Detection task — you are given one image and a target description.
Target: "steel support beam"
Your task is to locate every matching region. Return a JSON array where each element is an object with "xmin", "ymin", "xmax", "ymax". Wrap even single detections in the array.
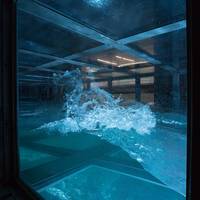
[
  {"xmin": 87, "ymin": 72, "xmax": 154, "ymax": 82},
  {"xmin": 66, "ymin": 20, "xmax": 186, "ymax": 63},
  {"xmin": 108, "ymin": 78, "xmax": 113, "ymax": 90},
  {"xmin": 86, "ymin": 80, "xmax": 91, "ymax": 90},
  {"xmin": 18, "ymin": 74, "xmax": 53, "ymax": 79},
  {"xmin": 18, "ymin": 0, "xmax": 186, "ymax": 72},
  {"xmin": 19, "ymin": 49, "xmax": 100, "ymax": 68},
  {"xmin": 18, "ymin": 0, "xmax": 112, "ymax": 44},
  {"xmin": 18, "ymin": 65, "xmax": 64, "ymax": 73},
  {"xmin": 135, "ymin": 74, "xmax": 141, "ymax": 101},
  {"xmin": 118, "ymin": 20, "xmax": 186, "ymax": 44},
  {"xmin": 18, "ymin": 0, "xmax": 161, "ymax": 67},
  {"xmin": 172, "ymin": 72, "xmax": 181, "ymax": 110},
  {"xmin": 18, "ymin": 78, "xmax": 47, "ymax": 82}
]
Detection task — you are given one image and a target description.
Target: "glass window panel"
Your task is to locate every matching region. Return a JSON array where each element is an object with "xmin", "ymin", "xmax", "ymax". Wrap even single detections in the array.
[
  {"xmin": 17, "ymin": 0, "xmax": 187, "ymax": 199},
  {"xmin": 37, "ymin": 0, "xmax": 186, "ymax": 40}
]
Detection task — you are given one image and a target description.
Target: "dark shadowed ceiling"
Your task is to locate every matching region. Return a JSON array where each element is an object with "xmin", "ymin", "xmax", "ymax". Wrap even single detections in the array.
[
  {"xmin": 37, "ymin": 0, "xmax": 186, "ymax": 40},
  {"xmin": 17, "ymin": 0, "xmax": 187, "ymax": 83}
]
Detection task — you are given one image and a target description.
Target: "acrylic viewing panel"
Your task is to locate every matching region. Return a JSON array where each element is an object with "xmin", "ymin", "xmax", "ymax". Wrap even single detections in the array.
[{"xmin": 17, "ymin": 0, "xmax": 187, "ymax": 199}]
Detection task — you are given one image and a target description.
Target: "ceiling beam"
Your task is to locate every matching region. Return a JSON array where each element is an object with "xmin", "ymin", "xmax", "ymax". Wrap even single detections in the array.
[
  {"xmin": 18, "ymin": 0, "xmax": 186, "ymax": 73},
  {"xmin": 64, "ymin": 20, "xmax": 186, "ymax": 61},
  {"xmin": 18, "ymin": 81, "xmax": 52, "ymax": 85},
  {"xmin": 20, "ymin": 49, "xmax": 150, "ymax": 76},
  {"xmin": 18, "ymin": 65, "xmax": 64, "ymax": 73},
  {"xmin": 118, "ymin": 20, "xmax": 186, "ymax": 44},
  {"xmin": 66, "ymin": 45, "xmax": 110, "ymax": 60},
  {"xmin": 87, "ymin": 72, "xmax": 154, "ymax": 82},
  {"xmin": 19, "ymin": 49, "xmax": 101, "ymax": 69},
  {"xmin": 18, "ymin": 0, "xmax": 160, "ymax": 66},
  {"xmin": 18, "ymin": 74, "xmax": 53, "ymax": 80},
  {"xmin": 18, "ymin": 78, "xmax": 47, "ymax": 82},
  {"xmin": 112, "ymin": 44, "xmax": 160, "ymax": 64},
  {"xmin": 18, "ymin": 0, "xmax": 112, "ymax": 44},
  {"xmin": 84, "ymin": 64, "xmax": 154, "ymax": 77}
]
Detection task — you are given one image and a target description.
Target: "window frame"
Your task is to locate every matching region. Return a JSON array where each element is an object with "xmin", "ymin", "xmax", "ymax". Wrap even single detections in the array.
[{"xmin": 0, "ymin": 0, "xmax": 194, "ymax": 199}]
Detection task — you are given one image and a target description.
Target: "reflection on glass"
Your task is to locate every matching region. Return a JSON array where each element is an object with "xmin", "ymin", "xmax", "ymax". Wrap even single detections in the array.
[{"xmin": 17, "ymin": 0, "xmax": 187, "ymax": 199}]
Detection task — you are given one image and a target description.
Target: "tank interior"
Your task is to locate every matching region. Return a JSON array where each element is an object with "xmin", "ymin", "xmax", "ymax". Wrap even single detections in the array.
[{"xmin": 17, "ymin": 0, "xmax": 187, "ymax": 199}]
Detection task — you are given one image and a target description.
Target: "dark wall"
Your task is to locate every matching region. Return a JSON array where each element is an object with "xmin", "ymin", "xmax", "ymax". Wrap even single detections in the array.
[
  {"xmin": 19, "ymin": 84, "xmax": 66, "ymax": 102},
  {"xmin": 154, "ymin": 68, "xmax": 173, "ymax": 111},
  {"xmin": 180, "ymin": 74, "xmax": 187, "ymax": 110},
  {"xmin": 154, "ymin": 68, "xmax": 187, "ymax": 113},
  {"xmin": 0, "ymin": 0, "xmax": 18, "ymax": 185}
]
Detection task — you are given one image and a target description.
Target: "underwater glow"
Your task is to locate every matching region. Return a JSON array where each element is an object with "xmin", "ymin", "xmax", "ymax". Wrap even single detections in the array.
[{"xmin": 84, "ymin": 0, "xmax": 111, "ymax": 8}]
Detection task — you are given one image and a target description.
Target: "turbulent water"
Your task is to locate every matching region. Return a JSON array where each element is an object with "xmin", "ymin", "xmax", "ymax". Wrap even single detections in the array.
[
  {"xmin": 37, "ymin": 69, "xmax": 186, "ymax": 196},
  {"xmin": 39, "ymin": 69, "xmax": 156, "ymax": 135}
]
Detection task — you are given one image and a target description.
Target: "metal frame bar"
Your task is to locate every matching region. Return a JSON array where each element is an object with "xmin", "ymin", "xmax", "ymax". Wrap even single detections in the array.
[
  {"xmin": 18, "ymin": 0, "xmax": 186, "ymax": 73},
  {"xmin": 118, "ymin": 20, "xmax": 186, "ymax": 44},
  {"xmin": 18, "ymin": 72, "xmax": 154, "ymax": 83},
  {"xmin": 19, "ymin": 49, "xmax": 100, "ymax": 68},
  {"xmin": 87, "ymin": 72, "xmax": 154, "ymax": 82},
  {"xmin": 18, "ymin": 65, "xmax": 64, "ymax": 73}
]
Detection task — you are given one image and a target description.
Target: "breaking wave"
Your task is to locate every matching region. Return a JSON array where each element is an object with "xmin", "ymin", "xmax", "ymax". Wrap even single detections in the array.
[
  {"xmin": 38, "ymin": 69, "xmax": 156, "ymax": 135},
  {"xmin": 36, "ymin": 69, "xmax": 186, "ymax": 195}
]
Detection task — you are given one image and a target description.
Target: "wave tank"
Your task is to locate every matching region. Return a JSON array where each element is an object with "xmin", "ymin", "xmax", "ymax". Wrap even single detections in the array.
[{"xmin": 17, "ymin": 0, "xmax": 188, "ymax": 199}]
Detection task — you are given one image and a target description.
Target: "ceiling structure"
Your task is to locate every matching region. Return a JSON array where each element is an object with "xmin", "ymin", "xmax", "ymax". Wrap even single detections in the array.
[{"xmin": 17, "ymin": 0, "xmax": 187, "ymax": 86}]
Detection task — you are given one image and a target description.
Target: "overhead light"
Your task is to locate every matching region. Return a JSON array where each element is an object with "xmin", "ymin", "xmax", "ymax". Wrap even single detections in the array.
[
  {"xmin": 115, "ymin": 55, "xmax": 135, "ymax": 62},
  {"xmin": 97, "ymin": 58, "xmax": 117, "ymax": 66},
  {"xmin": 118, "ymin": 61, "xmax": 148, "ymax": 67}
]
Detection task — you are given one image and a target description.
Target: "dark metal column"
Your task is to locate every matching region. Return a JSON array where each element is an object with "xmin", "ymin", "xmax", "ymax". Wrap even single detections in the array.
[
  {"xmin": 86, "ymin": 79, "xmax": 91, "ymax": 90},
  {"xmin": 135, "ymin": 74, "xmax": 141, "ymax": 101},
  {"xmin": 108, "ymin": 78, "xmax": 112, "ymax": 91},
  {"xmin": 172, "ymin": 72, "xmax": 181, "ymax": 110}
]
